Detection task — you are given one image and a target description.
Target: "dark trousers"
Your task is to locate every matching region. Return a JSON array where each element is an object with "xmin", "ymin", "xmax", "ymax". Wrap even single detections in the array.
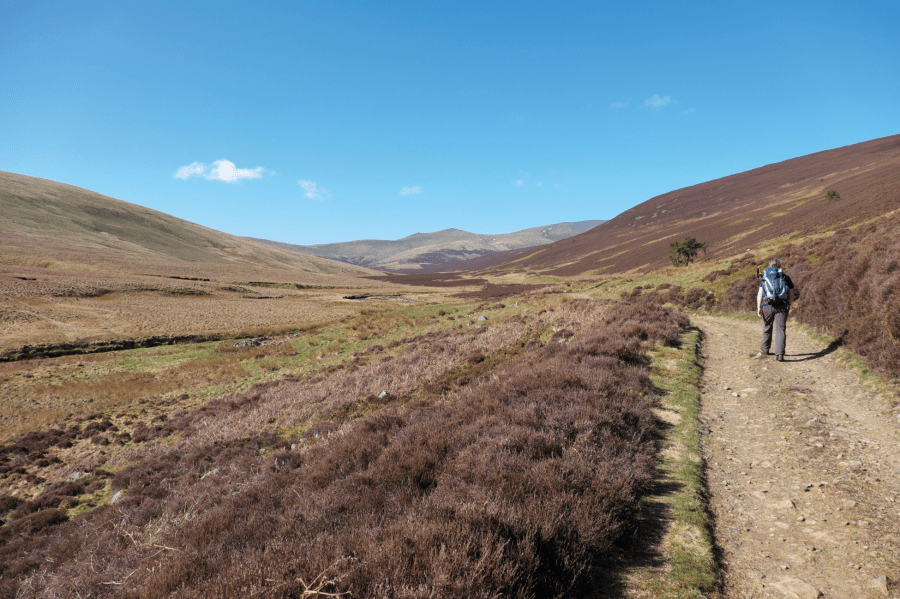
[{"xmin": 761, "ymin": 304, "xmax": 790, "ymax": 356}]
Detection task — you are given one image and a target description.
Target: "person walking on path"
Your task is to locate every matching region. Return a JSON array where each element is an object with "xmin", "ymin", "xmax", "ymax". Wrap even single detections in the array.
[{"xmin": 756, "ymin": 258, "xmax": 795, "ymax": 361}]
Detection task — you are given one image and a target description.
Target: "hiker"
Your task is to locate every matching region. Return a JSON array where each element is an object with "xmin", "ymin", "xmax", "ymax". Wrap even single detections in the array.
[{"xmin": 756, "ymin": 258, "xmax": 795, "ymax": 362}]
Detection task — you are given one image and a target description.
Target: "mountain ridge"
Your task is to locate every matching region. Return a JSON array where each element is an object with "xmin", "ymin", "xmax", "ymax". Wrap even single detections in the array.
[{"xmin": 246, "ymin": 220, "xmax": 605, "ymax": 270}]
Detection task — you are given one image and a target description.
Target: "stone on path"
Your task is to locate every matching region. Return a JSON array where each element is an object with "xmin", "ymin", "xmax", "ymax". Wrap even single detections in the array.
[
  {"xmin": 867, "ymin": 575, "xmax": 890, "ymax": 598},
  {"xmin": 771, "ymin": 578, "xmax": 822, "ymax": 599}
]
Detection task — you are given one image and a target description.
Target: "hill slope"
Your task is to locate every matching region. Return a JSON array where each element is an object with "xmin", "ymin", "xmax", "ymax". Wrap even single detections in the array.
[
  {"xmin": 247, "ymin": 220, "xmax": 605, "ymax": 270},
  {"xmin": 0, "ymin": 171, "xmax": 378, "ymax": 279},
  {"xmin": 478, "ymin": 134, "xmax": 900, "ymax": 276}
]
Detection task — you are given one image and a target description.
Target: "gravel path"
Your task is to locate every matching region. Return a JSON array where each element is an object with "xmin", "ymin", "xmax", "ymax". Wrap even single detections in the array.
[{"xmin": 695, "ymin": 315, "xmax": 900, "ymax": 599}]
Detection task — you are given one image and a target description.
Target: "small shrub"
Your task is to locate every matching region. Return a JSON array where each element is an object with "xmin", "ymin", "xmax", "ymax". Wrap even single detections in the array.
[
  {"xmin": 681, "ymin": 287, "xmax": 714, "ymax": 310},
  {"xmin": 669, "ymin": 237, "xmax": 708, "ymax": 266},
  {"xmin": 0, "ymin": 495, "xmax": 22, "ymax": 516},
  {"xmin": 466, "ymin": 350, "xmax": 486, "ymax": 364}
]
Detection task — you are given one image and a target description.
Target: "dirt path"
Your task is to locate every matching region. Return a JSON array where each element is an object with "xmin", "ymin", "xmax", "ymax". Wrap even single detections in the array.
[{"xmin": 694, "ymin": 315, "xmax": 900, "ymax": 599}]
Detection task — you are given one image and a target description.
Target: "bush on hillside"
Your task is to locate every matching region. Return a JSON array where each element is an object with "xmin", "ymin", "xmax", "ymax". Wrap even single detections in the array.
[{"xmin": 669, "ymin": 237, "xmax": 708, "ymax": 266}]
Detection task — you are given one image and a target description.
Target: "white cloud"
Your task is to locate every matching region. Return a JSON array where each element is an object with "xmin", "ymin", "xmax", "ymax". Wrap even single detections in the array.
[
  {"xmin": 610, "ymin": 99, "xmax": 630, "ymax": 109},
  {"xmin": 643, "ymin": 94, "xmax": 675, "ymax": 110},
  {"xmin": 681, "ymin": 108, "xmax": 696, "ymax": 115},
  {"xmin": 298, "ymin": 180, "xmax": 331, "ymax": 201},
  {"xmin": 174, "ymin": 159, "xmax": 264, "ymax": 183},
  {"xmin": 400, "ymin": 187, "xmax": 421, "ymax": 195},
  {"xmin": 207, "ymin": 159, "xmax": 264, "ymax": 182},
  {"xmin": 175, "ymin": 162, "xmax": 206, "ymax": 179},
  {"xmin": 514, "ymin": 179, "xmax": 525, "ymax": 186}
]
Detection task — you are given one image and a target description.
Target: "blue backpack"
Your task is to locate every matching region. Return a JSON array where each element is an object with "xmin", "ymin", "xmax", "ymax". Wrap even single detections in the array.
[{"xmin": 762, "ymin": 267, "xmax": 789, "ymax": 306}]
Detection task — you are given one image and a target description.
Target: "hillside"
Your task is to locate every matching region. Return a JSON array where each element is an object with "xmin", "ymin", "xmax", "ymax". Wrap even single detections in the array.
[
  {"xmin": 247, "ymin": 220, "xmax": 604, "ymax": 270},
  {"xmin": 472, "ymin": 134, "xmax": 900, "ymax": 277},
  {"xmin": 0, "ymin": 171, "xmax": 399, "ymax": 351},
  {"xmin": 0, "ymin": 171, "xmax": 378, "ymax": 281},
  {"xmin": 3, "ymin": 139, "xmax": 900, "ymax": 599}
]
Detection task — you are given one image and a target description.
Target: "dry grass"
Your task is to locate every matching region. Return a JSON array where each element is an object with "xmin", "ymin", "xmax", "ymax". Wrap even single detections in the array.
[
  {"xmin": 1, "ymin": 289, "xmax": 690, "ymax": 598},
  {"xmin": 0, "ymin": 270, "xmax": 413, "ymax": 352}
]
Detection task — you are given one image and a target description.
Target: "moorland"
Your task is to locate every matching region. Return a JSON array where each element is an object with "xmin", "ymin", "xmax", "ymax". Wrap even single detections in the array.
[{"xmin": 1, "ymin": 133, "xmax": 900, "ymax": 598}]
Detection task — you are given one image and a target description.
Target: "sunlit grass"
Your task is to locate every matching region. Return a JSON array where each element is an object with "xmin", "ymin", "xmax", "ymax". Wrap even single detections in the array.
[{"xmin": 627, "ymin": 328, "xmax": 720, "ymax": 598}]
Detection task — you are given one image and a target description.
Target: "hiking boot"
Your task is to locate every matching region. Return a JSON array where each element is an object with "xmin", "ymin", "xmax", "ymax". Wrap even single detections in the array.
[
  {"xmin": 753, "ymin": 351, "xmax": 769, "ymax": 359},
  {"xmin": 776, "ymin": 354, "xmax": 784, "ymax": 362}
]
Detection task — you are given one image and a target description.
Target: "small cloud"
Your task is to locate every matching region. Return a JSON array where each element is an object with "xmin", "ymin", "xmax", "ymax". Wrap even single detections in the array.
[
  {"xmin": 175, "ymin": 162, "xmax": 205, "ymax": 180},
  {"xmin": 400, "ymin": 187, "xmax": 421, "ymax": 195},
  {"xmin": 643, "ymin": 94, "xmax": 675, "ymax": 110},
  {"xmin": 610, "ymin": 99, "xmax": 629, "ymax": 109},
  {"xmin": 207, "ymin": 160, "xmax": 264, "ymax": 182},
  {"xmin": 681, "ymin": 108, "xmax": 696, "ymax": 115},
  {"xmin": 174, "ymin": 159, "xmax": 265, "ymax": 183},
  {"xmin": 298, "ymin": 180, "xmax": 331, "ymax": 201},
  {"xmin": 514, "ymin": 179, "xmax": 525, "ymax": 187}
]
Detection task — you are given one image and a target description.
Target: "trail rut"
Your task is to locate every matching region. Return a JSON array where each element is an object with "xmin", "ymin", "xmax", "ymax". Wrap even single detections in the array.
[{"xmin": 695, "ymin": 315, "xmax": 900, "ymax": 598}]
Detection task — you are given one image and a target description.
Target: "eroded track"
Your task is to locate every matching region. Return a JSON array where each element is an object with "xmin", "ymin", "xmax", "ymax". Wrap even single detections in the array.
[{"xmin": 696, "ymin": 315, "xmax": 900, "ymax": 598}]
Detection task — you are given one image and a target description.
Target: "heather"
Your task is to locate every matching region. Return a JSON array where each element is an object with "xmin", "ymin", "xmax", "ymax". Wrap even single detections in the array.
[
  {"xmin": 1, "ymin": 298, "xmax": 688, "ymax": 598},
  {"xmin": 721, "ymin": 212, "xmax": 900, "ymax": 377},
  {"xmin": 472, "ymin": 134, "xmax": 900, "ymax": 277},
  {"xmin": 603, "ymin": 212, "xmax": 900, "ymax": 379}
]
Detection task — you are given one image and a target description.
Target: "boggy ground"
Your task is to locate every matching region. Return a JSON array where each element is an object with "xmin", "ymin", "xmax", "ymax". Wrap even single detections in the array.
[{"xmin": 696, "ymin": 315, "xmax": 900, "ymax": 598}]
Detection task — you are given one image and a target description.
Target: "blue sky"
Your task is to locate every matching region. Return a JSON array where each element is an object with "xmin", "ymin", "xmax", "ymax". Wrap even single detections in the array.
[{"xmin": 2, "ymin": 1, "xmax": 898, "ymax": 244}]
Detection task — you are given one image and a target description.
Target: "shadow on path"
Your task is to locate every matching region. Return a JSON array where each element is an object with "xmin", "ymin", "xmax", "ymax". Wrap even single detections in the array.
[{"xmin": 784, "ymin": 334, "xmax": 843, "ymax": 363}]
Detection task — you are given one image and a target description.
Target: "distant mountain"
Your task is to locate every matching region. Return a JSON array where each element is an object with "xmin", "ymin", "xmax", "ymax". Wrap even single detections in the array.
[
  {"xmin": 0, "ymin": 171, "xmax": 379, "ymax": 280},
  {"xmin": 246, "ymin": 221, "xmax": 605, "ymax": 270},
  {"xmin": 470, "ymin": 134, "xmax": 900, "ymax": 276}
]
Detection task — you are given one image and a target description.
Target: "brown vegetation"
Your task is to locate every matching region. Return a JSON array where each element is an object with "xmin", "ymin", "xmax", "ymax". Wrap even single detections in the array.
[
  {"xmin": 0, "ymin": 297, "xmax": 688, "ymax": 598},
  {"xmin": 4, "ymin": 134, "xmax": 900, "ymax": 598},
  {"xmin": 454, "ymin": 283, "xmax": 545, "ymax": 299},
  {"xmin": 0, "ymin": 170, "xmax": 378, "ymax": 279},
  {"xmin": 607, "ymin": 210, "xmax": 900, "ymax": 379},
  {"xmin": 363, "ymin": 273, "xmax": 487, "ymax": 287},
  {"xmin": 722, "ymin": 211, "xmax": 900, "ymax": 377},
  {"xmin": 449, "ymin": 134, "xmax": 900, "ymax": 276},
  {"xmin": 0, "ymin": 264, "xmax": 400, "ymax": 353}
]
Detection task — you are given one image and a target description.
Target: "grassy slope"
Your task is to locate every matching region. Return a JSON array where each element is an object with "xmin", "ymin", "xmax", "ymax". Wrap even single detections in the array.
[
  {"xmin": 0, "ymin": 170, "xmax": 400, "ymax": 352},
  {"xmin": 0, "ymin": 170, "xmax": 378, "ymax": 277}
]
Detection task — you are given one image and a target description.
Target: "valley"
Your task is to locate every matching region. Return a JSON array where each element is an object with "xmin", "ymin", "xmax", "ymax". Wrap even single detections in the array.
[{"xmin": 2, "ymin": 134, "xmax": 900, "ymax": 598}]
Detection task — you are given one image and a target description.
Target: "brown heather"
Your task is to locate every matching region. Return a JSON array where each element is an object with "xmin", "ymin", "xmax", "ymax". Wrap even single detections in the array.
[
  {"xmin": 1, "ymin": 299, "xmax": 688, "ymax": 598},
  {"xmin": 613, "ymin": 215, "xmax": 900, "ymax": 380},
  {"xmin": 724, "ymin": 212, "xmax": 900, "ymax": 377}
]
